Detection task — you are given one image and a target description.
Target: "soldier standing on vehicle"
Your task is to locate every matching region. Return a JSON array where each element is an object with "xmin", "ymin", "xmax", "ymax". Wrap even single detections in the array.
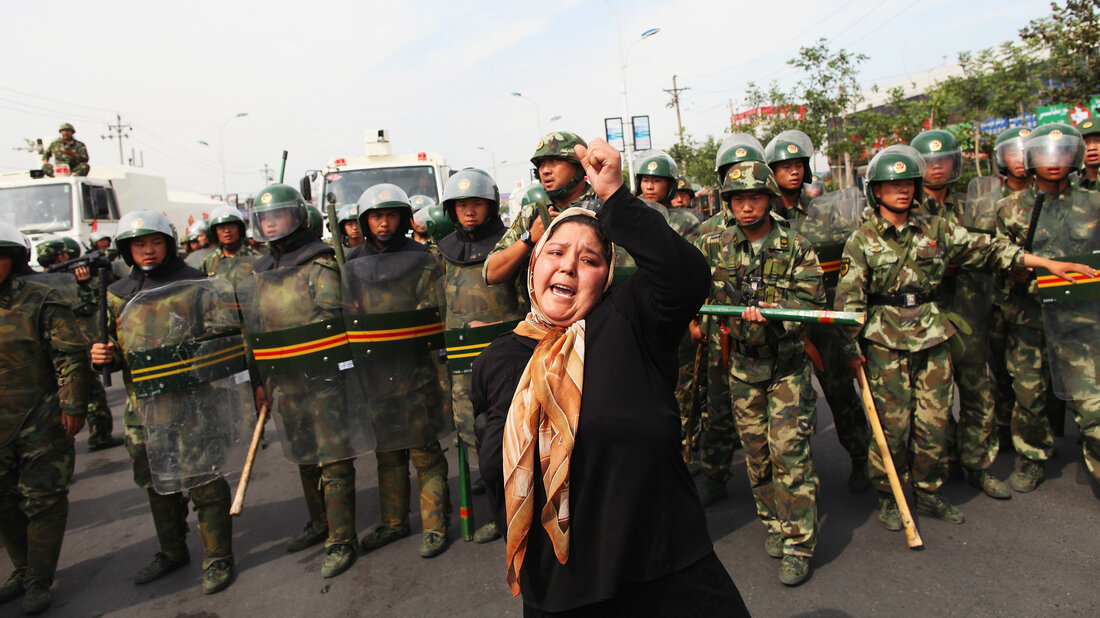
[
  {"xmin": 836, "ymin": 145, "xmax": 1091, "ymax": 529},
  {"xmin": 349, "ymin": 184, "xmax": 454, "ymax": 559},
  {"xmin": 996, "ymin": 123, "xmax": 1100, "ymax": 493},
  {"xmin": 437, "ymin": 169, "xmax": 524, "ymax": 545},
  {"xmin": 42, "ymin": 123, "xmax": 89, "ymax": 177},
  {"xmin": 911, "ymin": 129, "xmax": 1012, "ymax": 498},
  {"xmin": 693, "ymin": 161, "xmax": 824, "ymax": 586},
  {"xmin": 484, "ymin": 131, "xmax": 601, "ymax": 287},
  {"xmin": 0, "ymin": 222, "xmax": 89, "ymax": 615},
  {"xmin": 90, "ymin": 211, "xmax": 236, "ymax": 594},
  {"xmin": 766, "ymin": 130, "xmax": 872, "ymax": 492}
]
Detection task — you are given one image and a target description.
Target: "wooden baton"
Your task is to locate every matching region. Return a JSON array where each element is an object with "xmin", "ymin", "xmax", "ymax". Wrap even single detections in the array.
[{"xmin": 230, "ymin": 403, "xmax": 268, "ymax": 516}]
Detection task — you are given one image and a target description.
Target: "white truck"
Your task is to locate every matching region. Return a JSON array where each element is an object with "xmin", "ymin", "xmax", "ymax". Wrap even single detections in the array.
[
  {"xmin": 299, "ymin": 129, "xmax": 451, "ymax": 218},
  {"xmin": 0, "ymin": 165, "xmax": 223, "ymax": 252}
]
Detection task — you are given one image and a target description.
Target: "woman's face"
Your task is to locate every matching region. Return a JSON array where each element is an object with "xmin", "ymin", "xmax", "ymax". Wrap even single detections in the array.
[{"xmin": 531, "ymin": 221, "xmax": 609, "ymax": 327}]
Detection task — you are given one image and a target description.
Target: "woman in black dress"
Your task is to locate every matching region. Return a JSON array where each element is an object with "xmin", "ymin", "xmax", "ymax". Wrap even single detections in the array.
[{"xmin": 472, "ymin": 139, "xmax": 750, "ymax": 617}]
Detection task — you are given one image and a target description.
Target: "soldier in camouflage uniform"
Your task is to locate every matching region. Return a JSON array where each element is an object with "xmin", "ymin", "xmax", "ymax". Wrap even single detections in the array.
[
  {"xmin": 836, "ymin": 145, "xmax": 1088, "ymax": 530},
  {"xmin": 670, "ymin": 176, "xmax": 697, "ymax": 210},
  {"xmin": 692, "ymin": 134, "xmax": 768, "ymax": 503},
  {"xmin": 693, "ymin": 161, "xmax": 823, "ymax": 586},
  {"xmin": 351, "ymin": 184, "xmax": 453, "ymax": 559},
  {"xmin": 1080, "ymin": 119, "xmax": 1100, "ymax": 190},
  {"xmin": 911, "ymin": 129, "xmax": 1011, "ymax": 498},
  {"xmin": 200, "ymin": 205, "xmax": 258, "ymax": 283},
  {"xmin": 437, "ymin": 169, "xmax": 523, "ymax": 545},
  {"xmin": 34, "ymin": 239, "xmax": 124, "ymax": 453},
  {"xmin": 90, "ymin": 211, "xmax": 236, "ymax": 594},
  {"xmin": 484, "ymin": 131, "xmax": 602, "ymax": 287},
  {"xmin": 184, "ymin": 221, "xmax": 214, "ymax": 270},
  {"xmin": 989, "ymin": 128, "xmax": 1036, "ymax": 435},
  {"xmin": 244, "ymin": 184, "xmax": 361, "ymax": 578},
  {"xmin": 337, "ymin": 204, "xmax": 364, "ymax": 249},
  {"xmin": 996, "ymin": 123, "xmax": 1100, "ymax": 492},
  {"xmin": 0, "ymin": 222, "xmax": 89, "ymax": 614},
  {"xmin": 767, "ymin": 130, "xmax": 872, "ymax": 492},
  {"xmin": 42, "ymin": 123, "xmax": 89, "ymax": 177},
  {"xmin": 635, "ymin": 150, "xmax": 701, "ymax": 238}
]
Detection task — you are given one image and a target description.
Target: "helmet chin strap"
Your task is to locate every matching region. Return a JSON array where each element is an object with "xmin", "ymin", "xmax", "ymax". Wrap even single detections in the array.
[
  {"xmin": 545, "ymin": 162, "xmax": 586, "ymax": 200},
  {"xmin": 880, "ymin": 201, "xmax": 912, "ymax": 214},
  {"xmin": 736, "ymin": 216, "xmax": 768, "ymax": 231}
]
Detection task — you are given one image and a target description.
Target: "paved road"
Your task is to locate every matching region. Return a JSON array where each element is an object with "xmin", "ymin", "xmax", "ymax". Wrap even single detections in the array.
[{"xmin": 20, "ymin": 381, "xmax": 1100, "ymax": 617}]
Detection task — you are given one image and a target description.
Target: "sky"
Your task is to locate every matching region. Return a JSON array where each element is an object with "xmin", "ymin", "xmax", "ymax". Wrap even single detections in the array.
[{"xmin": 1, "ymin": 0, "xmax": 1057, "ymax": 203}]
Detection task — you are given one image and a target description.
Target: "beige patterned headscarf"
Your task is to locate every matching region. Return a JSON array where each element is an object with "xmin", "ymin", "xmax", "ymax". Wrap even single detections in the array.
[{"xmin": 501, "ymin": 207, "xmax": 614, "ymax": 596}]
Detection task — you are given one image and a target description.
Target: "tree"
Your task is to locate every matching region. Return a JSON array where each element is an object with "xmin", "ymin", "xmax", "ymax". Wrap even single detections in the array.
[
  {"xmin": 668, "ymin": 134, "xmax": 722, "ymax": 187},
  {"xmin": 1020, "ymin": 0, "xmax": 1100, "ymax": 106}
]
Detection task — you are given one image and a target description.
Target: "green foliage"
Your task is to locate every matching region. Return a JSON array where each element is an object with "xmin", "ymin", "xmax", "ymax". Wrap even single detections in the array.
[
  {"xmin": 1020, "ymin": 0, "xmax": 1100, "ymax": 106},
  {"xmin": 668, "ymin": 134, "xmax": 722, "ymax": 186}
]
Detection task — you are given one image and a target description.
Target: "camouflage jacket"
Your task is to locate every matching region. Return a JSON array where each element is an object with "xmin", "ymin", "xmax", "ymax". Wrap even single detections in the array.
[
  {"xmin": 996, "ymin": 183, "xmax": 1100, "ymax": 329},
  {"xmin": 695, "ymin": 217, "xmax": 825, "ymax": 383},
  {"xmin": 200, "ymin": 243, "xmax": 258, "ymax": 276},
  {"xmin": 915, "ymin": 187, "xmax": 964, "ymax": 224},
  {"xmin": 43, "ymin": 138, "xmax": 89, "ymax": 166},
  {"xmin": 0, "ymin": 276, "xmax": 90, "ymax": 445},
  {"xmin": 667, "ymin": 207, "xmax": 704, "ymax": 241},
  {"xmin": 774, "ymin": 191, "xmax": 815, "ymax": 226},
  {"xmin": 836, "ymin": 210, "xmax": 1025, "ymax": 359}
]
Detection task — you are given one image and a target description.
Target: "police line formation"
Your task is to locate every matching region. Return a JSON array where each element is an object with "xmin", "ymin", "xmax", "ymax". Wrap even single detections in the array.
[{"xmin": 1, "ymin": 122, "xmax": 1098, "ymax": 614}]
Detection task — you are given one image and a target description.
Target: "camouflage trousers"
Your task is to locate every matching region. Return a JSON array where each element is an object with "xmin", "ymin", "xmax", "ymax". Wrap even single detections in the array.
[
  {"xmin": 731, "ymin": 357, "xmax": 819, "ymax": 557},
  {"xmin": 374, "ymin": 441, "xmax": 451, "ymax": 534},
  {"xmin": 297, "ymin": 460, "xmax": 357, "ymax": 547},
  {"xmin": 676, "ymin": 333, "xmax": 706, "ymax": 466},
  {"xmin": 863, "ymin": 341, "xmax": 952, "ymax": 495},
  {"xmin": 989, "ymin": 304, "xmax": 1015, "ymax": 428},
  {"xmin": 0, "ymin": 405, "xmax": 74, "ymax": 586},
  {"xmin": 452, "ymin": 373, "xmax": 475, "ymax": 447},
  {"xmin": 125, "ymin": 424, "xmax": 233, "ymax": 568},
  {"xmin": 85, "ymin": 376, "xmax": 116, "ymax": 448},
  {"xmin": 1008, "ymin": 325, "xmax": 1100, "ymax": 484},
  {"xmin": 945, "ymin": 331, "xmax": 1000, "ymax": 471},
  {"xmin": 806, "ymin": 323, "xmax": 869, "ymax": 464},
  {"xmin": 699, "ymin": 320, "xmax": 736, "ymax": 483}
]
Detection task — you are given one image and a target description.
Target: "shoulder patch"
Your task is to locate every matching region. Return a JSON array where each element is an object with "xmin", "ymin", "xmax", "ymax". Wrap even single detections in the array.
[{"xmin": 841, "ymin": 257, "xmax": 851, "ymax": 277}]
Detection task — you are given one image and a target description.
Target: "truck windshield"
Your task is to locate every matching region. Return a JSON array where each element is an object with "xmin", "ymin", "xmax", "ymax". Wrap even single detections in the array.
[
  {"xmin": 323, "ymin": 165, "xmax": 439, "ymax": 208},
  {"xmin": 0, "ymin": 184, "xmax": 74, "ymax": 234}
]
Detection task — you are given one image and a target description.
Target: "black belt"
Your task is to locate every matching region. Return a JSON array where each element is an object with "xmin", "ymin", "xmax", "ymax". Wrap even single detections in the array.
[{"xmin": 868, "ymin": 292, "xmax": 934, "ymax": 308}]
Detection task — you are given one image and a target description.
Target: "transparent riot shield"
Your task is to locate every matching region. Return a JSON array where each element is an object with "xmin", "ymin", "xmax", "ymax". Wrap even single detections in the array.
[
  {"xmin": 800, "ymin": 187, "xmax": 863, "ymax": 288},
  {"xmin": 212, "ymin": 253, "xmax": 259, "ymax": 288},
  {"xmin": 342, "ymin": 252, "xmax": 453, "ymax": 452},
  {"xmin": 117, "ymin": 278, "xmax": 252, "ymax": 495},
  {"xmin": 185, "ymin": 247, "xmax": 213, "ymax": 269},
  {"xmin": 237, "ymin": 262, "xmax": 376, "ymax": 465},
  {"xmin": 668, "ymin": 207, "xmax": 703, "ymax": 240},
  {"xmin": 23, "ymin": 272, "xmax": 80, "ymax": 309},
  {"xmin": 963, "ymin": 176, "xmax": 1003, "ymax": 235},
  {"xmin": 1039, "ymin": 252, "xmax": 1100, "ymax": 403}
]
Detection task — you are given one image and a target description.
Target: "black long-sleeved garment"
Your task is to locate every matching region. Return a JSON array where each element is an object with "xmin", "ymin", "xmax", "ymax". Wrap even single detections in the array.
[{"xmin": 472, "ymin": 185, "xmax": 713, "ymax": 612}]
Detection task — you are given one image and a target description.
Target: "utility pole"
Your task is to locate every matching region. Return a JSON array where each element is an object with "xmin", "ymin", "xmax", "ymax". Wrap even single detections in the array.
[
  {"xmin": 260, "ymin": 163, "xmax": 274, "ymax": 184},
  {"xmin": 101, "ymin": 113, "xmax": 131, "ymax": 164},
  {"xmin": 663, "ymin": 75, "xmax": 689, "ymax": 146}
]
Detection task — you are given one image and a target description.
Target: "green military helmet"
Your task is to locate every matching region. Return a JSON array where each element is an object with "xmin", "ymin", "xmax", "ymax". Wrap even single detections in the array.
[
  {"xmin": 59, "ymin": 123, "xmax": 75, "ymax": 132},
  {"xmin": 0, "ymin": 221, "xmax": 30, "ymax": 266},
  {"xmin": 206, "ymin": 205, "xmax": 247, "ymax": 244},
  {"xmin": 518, "ymin": 182, "xmax": 551, "ymax": 208},
  {"xmin": 715, "ymin": 133, "xmax": 766, "ymax": 182},
  {"xmin": 674, "ymin": 176, "xmax": 693, "ymax": 195},
  {"xmin": 863, "ymin": 145, "xmax": 925, "ymax": 209},
  {"xmin": 765, "ymin": 130, "xmax": 814, "ymax": 180},
  {"xmin": 356, "ymin": 183, "xmax": 413, "ymax": 239},
  {"xmin": 994, "ymin": 127, "xmax": 1033, "ymax": 176},
  {"xmin": 35, "ymin": 238, "xmax": 67, "ymax": 268},
  {"xmin": 418, "ymin": 204, "xmax": 456, "ymax": 241},
  {"xmin": 186, "ymin": 219, "xmax": 210, "ymax": 244},
  {"xmin": 442, "ymin": 168, "xmax": 500, "ymax": 223},
  {"xmin": 337, "ymin": 204, "xmax": 358, "ymax": 226},
  {"xmin": 720, "ymin": 160, "xmax": 781, "ymax": 201},
  {"xmin": 409, "ymin": 194, "xmax": 436, "ymax": 213},
  {"xmin": 115, "ymin": 210, "xmax": 178, "ymax": 266},
  {"xmin": 90, "ymin": 228, "xmax": 112, "ymax": 246},
  {"xmin": 251, "ymin": 183, "xmax": 308, "ymax": 243},
  {"xmin": 530, "ymin": 131, "xmax": 588, "ymax": 200},
  {"xmin": 1078, "ymin": 118, "xmax": 1100, "ymax": 139},
  {"xmin": 305, "ymin": 204, "xmax": 323, "ymax": 238},
  {"xmin": 633, "ymin": 150, "xmax": 679, "ymax": 202},
  {"xmin": 1025, "ymin": 122, "xmax": 1084, "ymax": 170},
  {"xmin": 910, "ymin": 129, "xmax": 962, "ymax": 187},
  {"xmin": 61, "ymin": 237, "xmax": 81, "ymax": 258}
]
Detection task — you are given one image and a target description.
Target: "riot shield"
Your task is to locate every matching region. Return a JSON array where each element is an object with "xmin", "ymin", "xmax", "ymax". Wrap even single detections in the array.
[
  {"xmin": 237, "ymin": 262, "xmax": 376, "ymax": 464},
  {"xmin": 1039, "ymin": 252, "xmax": 1100, "ymax": 402},
  {"xmin": 342, "ymin": 252, "xmax": 452, "ymax": 452},
  {"xmin": 117, "ymin": 278, "xmax": 252, "ymax": 495},
  {"xmin": 23, "ymin": 272, "xmax": 79, "ymax": 308},
  {"xmin": 963, "ymin": 176, "xmax": 1003, "ymax": 234},
  {"xmin": 668, "ymin": 207, "xmax": 703, "ymax": 240},
  {"xmin": 212, "ymin": 254, "xmax": 259, "ymax": 288},
  {"xmin": 185, "ymin": 247, "xmax": 213, "ymax": 269},
  {"xmin": 799, "ymin": 187, "xmax": 863, "ymax": 288}
]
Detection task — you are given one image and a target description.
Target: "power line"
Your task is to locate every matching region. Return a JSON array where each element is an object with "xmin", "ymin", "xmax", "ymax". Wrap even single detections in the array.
[
  {"xmin": 0, "ymin": 86, "xmax": 120, "ymax": 114},
  {"xmin": 663, "ymin": 75, "xmax": 690, "ymax": 146}
]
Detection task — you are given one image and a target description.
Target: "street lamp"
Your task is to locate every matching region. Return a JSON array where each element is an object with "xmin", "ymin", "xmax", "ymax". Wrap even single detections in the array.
[
  {"xmin": 477, "ymin": 146, "xmax": 498, "ymax": 180},
  {"xmin": 219, "ymin": 112, "xmax": 249, "ymax": 198},
  {"xmin": 604, "ymin": 0, "xmax": 660, "ymax": 181},
  {"xmin": 510, "ymin": 92, "xmax": 544, "ymax": 139}
]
